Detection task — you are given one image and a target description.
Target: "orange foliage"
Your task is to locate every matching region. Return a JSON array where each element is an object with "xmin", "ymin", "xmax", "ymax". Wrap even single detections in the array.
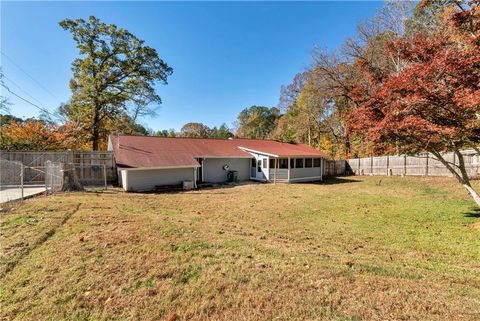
[{"xmin": 1, "ymin": 120, "xmax": 86, "ymax": 150}]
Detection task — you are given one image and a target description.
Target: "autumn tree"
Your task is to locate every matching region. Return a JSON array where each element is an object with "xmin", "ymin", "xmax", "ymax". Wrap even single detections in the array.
[
  {"xmin": 180, "ymin": 122, "xmax": 210, "ymax": 138},
  {"xmin": 0, "ymin": 119, "xmax": 83, "ymax": 150},
  {"xmin": 235, "ymin": 106, "xmax": 280, "ymax": 139},
  {"xmin": 349, "ymin": 0, "xmax": 480, "ymax": 206},
  {"xmin": 60, "ymin": 16, "xmax": 172, "ymax": 150},
  {"xmin": 277, "ymin": 72, "xmax": 309, "ymax": 112}
]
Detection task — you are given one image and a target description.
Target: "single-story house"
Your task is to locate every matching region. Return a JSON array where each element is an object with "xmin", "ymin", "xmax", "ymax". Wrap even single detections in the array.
[{"xmin": 108, "ymin": 135, "xmax": 326, "ymax": 192}]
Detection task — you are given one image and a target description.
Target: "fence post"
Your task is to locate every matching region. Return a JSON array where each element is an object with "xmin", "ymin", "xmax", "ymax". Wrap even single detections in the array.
[
  {"xmin": 403, "ymin": 155, "xmax": 407, "ymax": 176},
  {"xmin": 20, "ymin": 163, "xmax": 24, "ymax": 200},
  {"xmin": 425, "ymin": 153, "xmax": 429, "ymax": 176},
  {"xmin": 386, "ymin": 155, "xmax": 389, "ymax": 176},
  {"xmin": 371, "ymin": 156, "xmax": 373, "ymax": 175},
  {"xmin": 103, "ymin": 164, "xmax": 107, "ymax": 190},
  {"xmin": 357, "ymin": 158, "xmax": 360, "ymax": 175}
]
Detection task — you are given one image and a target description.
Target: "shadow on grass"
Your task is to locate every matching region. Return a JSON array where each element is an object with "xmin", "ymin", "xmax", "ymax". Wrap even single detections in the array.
[
  {"xmin": 320, "ymin": 176, "xmax": 360, "ymax": 185},
  {"xmin": 464, "ymin": 208, "xmax": 480, "ymax": 218}
]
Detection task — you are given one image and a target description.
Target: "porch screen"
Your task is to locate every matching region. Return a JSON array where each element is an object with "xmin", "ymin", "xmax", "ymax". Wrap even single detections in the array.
[
  {"xmin": 295, "ymin": 158, "xmax": 304, "ymax": 168},
  {"xmin": 305, "ymin": 158, "xmax": 313, "ymax": 168},
  {"xmin": 279, "ymin": 158, "xmax": 288, "ymax": 169}
]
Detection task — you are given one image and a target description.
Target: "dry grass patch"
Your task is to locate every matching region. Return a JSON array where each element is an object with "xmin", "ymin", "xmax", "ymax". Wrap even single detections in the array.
[{"xmin": 1, "ymin": 177, "xmax": 479, "ymax": 320}]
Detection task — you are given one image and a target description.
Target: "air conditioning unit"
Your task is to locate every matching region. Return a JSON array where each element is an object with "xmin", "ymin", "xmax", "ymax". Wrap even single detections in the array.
[{"xmin": 183, "ymin": 180, "xmax": 194, "ymax": 190}]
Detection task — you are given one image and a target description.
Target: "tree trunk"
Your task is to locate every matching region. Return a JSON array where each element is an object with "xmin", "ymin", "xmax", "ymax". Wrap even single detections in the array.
[
  {"xmin": 61, "ymin": 163, "xmax": 84, "ymax": 192},
  {"xmin": 463, "ymin": 184, "xmax": 480, "ymax": 207},
  {"xmin": 453, "ymin": 149, "xmax": 480, "ymax": 207},
  {"xmin": 432, "ymin": 149, "xmax": 480, "ymax": 208},
  {"xmin": 92, "ymin": 105, "xmax": 100, "ymax": 150}
]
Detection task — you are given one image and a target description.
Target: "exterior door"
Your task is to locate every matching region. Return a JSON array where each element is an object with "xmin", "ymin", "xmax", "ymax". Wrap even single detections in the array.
[{"xmin": 256, "ymin": 156, "xmax": 268, "ymax": 180}]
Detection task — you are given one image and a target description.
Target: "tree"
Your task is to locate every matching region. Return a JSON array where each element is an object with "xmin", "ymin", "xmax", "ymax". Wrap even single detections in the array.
[
  {"xmin": 208, "ymin": 123, "xmax": 233, "ymax": 139},
  {"xmin": 180, "ymin": 122, "xmax": 210, "ymax": 138},
  {"xmin": 0, "ymin": 114, "xmax": 22, "ymax": 127},
  {"xmin": 278, "ymin": 72, "xmax": 309, "ymax": 112},
  {"xmin": 0, "ymin": 69, "xmax": 11, "ymax": 114},
  {"xmin": 349, "ymin": 0, "xmax": 480, "ymax": 206},
  {"xmin": 235, "ymin": 106, "xmax": 280, "ymax": 139},
  {"xmin": 60, "ymin": 16, "xmax": 172, "ymax": 150},
  {"xmin": 0, "ymin": 119, "xmax": 82, "ymax": 150}
]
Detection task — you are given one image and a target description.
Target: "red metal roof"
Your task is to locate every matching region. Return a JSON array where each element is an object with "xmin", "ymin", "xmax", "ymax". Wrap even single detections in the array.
[{"xmin": 109, "ymin": 135, "xmax": 325, "ymax": 168}]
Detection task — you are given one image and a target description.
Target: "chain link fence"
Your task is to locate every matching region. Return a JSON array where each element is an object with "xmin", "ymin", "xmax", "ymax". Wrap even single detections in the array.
[
  {"xmin": 1, "ymin": 160, "xmax": 108, "ymax": 204},
  {"xmin": 0, "ymin": 159, "xmax": 46, "ymax": 203},
  {"xmin": 45, "ymin": 161, "xmax": 63, "ymax": 194}
]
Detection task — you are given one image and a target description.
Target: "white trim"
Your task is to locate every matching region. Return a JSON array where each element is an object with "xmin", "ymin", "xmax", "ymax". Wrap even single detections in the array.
[
  {"xmin": 287, "ymin": 157, "xmax": 290, "ymax": 181},
  {"xmin": 193, "ymin": 168, "xmax": 197, "ymax": 188},
  {"xmin": 288, "ymin": 176, "xmax": 323, "ymax": 182},
  {"xmin": 238, "ymin": 147, "xmax": 279, "ymax": 157},
  {"xmin": 122, "ymin": 165, "xmax": 200, "ymax": 171}
]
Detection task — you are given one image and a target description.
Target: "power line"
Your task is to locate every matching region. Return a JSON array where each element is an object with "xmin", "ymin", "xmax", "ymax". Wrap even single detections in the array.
[
  {"xmin": 0, "ymin": 51, "xmax": 62, "ymax": 101},
  {"xmin": 1, "ymin": 83, "xmax": 54, "ymax": 118},
  {"xmin": 2, "ymin": 74, "xmax": 47, "ymax": 108}
]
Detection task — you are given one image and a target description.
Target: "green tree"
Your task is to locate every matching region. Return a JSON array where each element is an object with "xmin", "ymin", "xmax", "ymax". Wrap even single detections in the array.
[
  {"xmin": 208, "ymin": 123, "xmax": 233, "ymax": 139},
  {"xmin": 60, "ymin": 16, "xmax": 173, "ymax": 150},
  {"xmin": 0, "ymin": 114, "xmax": 23, "ymax": 127},
  {"xmin": 235, "ymin": 106, "xmax": 280, "ymax": 139}
]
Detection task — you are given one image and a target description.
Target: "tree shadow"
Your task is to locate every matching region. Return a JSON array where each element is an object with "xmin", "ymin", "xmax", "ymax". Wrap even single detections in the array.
[
  {"xmin": 320, "ymin": 176, "xmax": 360, "ymax": 185},
  {"xmin": 464, "ymin": 208, "xmax": 480, "ymax": 218}
]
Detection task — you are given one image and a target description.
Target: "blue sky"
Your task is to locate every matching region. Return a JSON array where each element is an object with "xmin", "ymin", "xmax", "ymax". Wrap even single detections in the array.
[{"xmin": 1, "ymin": 1, "xmax": 383, "ymax": 131}]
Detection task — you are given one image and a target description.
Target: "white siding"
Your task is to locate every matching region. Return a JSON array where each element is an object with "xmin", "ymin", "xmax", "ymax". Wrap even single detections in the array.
[
  {"xmin": 268, "ymin": 169, "xmax": 289, "ymax": 180},
  {"xmin": 203, "ymin": 158, "xmax": 250, "ymax": 183},
  {"xmin": 121, "ymin": 168, "xmax": 195, "ymax": 192},
  {"xmin": 290, "ymin": 166, "xmax": 322, "ymax": 181}
]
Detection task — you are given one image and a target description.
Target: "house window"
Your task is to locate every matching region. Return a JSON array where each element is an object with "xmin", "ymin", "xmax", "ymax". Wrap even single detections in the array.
[
  {"xmin": 313, "ymin": 158, "xmax": 321, "ymax": 167},
  {"xmin": 279, "ymin": 158, "xmax": 288, "ymax": 169},
  {"xmin": 305, "ymin": 158, "xmax": 313, "ymax": 168},
  {"xmin": 257, "ymin": 160, "xmax": 262, "ymax": 172},
  {"xmin": 295, "ymin": 158, "xmax": 304, "ymax": 168},
  {"xmin": 269, "ymin": 158, "xmax": 275, "ymax": 168},
  {"xmin": 262, "ymin": 159, "xmax": 267, "ymax": 168},
  {"xmin": 290, "ymin": 158, "xmax": 295, "ymax": 169},
  {"xmin": 251, "ymin": 158, "xmax": 256, "ymax": 168}
]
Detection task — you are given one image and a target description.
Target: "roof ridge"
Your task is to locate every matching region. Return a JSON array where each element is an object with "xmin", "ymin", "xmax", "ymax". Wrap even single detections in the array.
[{"xmin": 110, "ymin": 134, "xmax": 292, "ymax": 143}]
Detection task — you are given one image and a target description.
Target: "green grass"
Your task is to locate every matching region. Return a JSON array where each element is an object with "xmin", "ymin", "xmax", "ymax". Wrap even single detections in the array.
[{"xmin": 1, "ymin": 176, "xmax": 479, "ymax": 320}]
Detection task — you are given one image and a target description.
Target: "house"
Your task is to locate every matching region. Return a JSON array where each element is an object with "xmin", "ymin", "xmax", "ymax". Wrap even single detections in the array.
[{"xmin": 108, "ymin": 135, "xmax": 326, "ymax": 191}]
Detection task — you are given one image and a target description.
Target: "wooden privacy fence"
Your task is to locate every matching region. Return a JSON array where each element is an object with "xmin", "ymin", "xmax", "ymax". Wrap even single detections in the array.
[
  {"xmin": 323, "ymin": 160, "xmax": 347, "ymax": 176},
  {"xmin": 0, "ymin": 150, "xmax": 116, "ymax": 185},
  {"xmin": 346, "ymin": 149, "xmax": 480, "ymax": 179}
]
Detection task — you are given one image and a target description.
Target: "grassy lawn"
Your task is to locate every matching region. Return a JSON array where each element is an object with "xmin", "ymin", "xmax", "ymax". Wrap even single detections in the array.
[{"xmin": 1, "ymin": 176, "xmax": 479, "ymax": 320}]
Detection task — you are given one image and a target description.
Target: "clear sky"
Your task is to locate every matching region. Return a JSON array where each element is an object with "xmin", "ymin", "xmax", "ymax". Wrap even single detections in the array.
[{"xmin": 1, "ymin": 1, "xmax": 383, "ymax": 132}]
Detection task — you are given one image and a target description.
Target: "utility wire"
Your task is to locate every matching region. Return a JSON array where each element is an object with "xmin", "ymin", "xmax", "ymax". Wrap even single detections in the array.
[
  {"xmin": 0, "ymin": 51, "xmax": 62, "ymax": 101},
  {"xmin": 1, "ymin": 83, "xmax": 54, "ymax": 117},
  {"xmin": 2, "ymin": 74, "xmax": 47, "ymax": 108}
]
